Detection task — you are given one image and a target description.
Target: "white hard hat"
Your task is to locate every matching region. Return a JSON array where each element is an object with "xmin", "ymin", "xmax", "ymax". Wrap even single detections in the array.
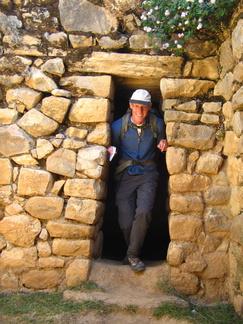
[{"xmin": 129, "ymin": 89, "xmax": 151, "ymax": 106}]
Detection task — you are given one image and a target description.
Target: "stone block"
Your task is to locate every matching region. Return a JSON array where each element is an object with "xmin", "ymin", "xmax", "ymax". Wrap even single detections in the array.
[
  {"xmin": 214, "ymin": 72, "xmax": 233, "ymax": 101},
  {"xmin": 46, "ymin": 148, "xmax": 76, "ymax": 178},
  {"xmin": 167, "ymin": 242, "xmax": 185, "ymax": 266},
  {"xmin": 232, "ymin": 111, "xmax": 243, "ymax": 137},
  {"xmin": 0, "ymin": 214, "xmax": 41, "ymax": 248},
  {"xmin": 69, "ymin": 98, "xmax": 111, "ymax": 123},
  {"xmin": 69, "ymin": 34, "xmax": 93, "ymax": 48},
  {"xmin": 169, "ymin": 215, "xmax": 203, "ymax": 241},
  {"xmin": 64, "ymin": 179, "xmax": 106, "ymax": 200},
  {"xmin": 0, "ymin": 124, "xmax": 33, "ymax": 157},
  {"xmin": 203, "ymin": 252, "xmax": 229, "ymax": 279},
  {"xmin": 232, "ymin": 19, "xmax": 243, "ymax": 62},
  {"xmin": 170, "ymin": 194, "xmax": 204, "ymax": 213},
  {"xmin": 17, "ymin": 168, "xmax": 53, "ymax": 197},
  {"xmin": 170, "ymin": 267, "xmax": 200, "ymax": 295},
  {"xmin": 204, "ymin": 209, "xmax": 231, "ymax": 237},
  {"xmin": 25, "ymin": 67, "xmax": 58, "ymax": 92},
  {"xmin": 87, "ymin": 123, "xmax": 110, "ymax": 146},
  {"xmin": 164, "ymin": 110, "xmax": 200, "ymax": 123},
  {"xmin": 191, "ymin": 56, "xmax": 219, "ymax": 80},
  {"xmin": 36, "ymin": 138, "xmax": 54, "ymax": 159},
  {"xmin": 196, "ymin": 153, "xmax": 223, "ymax": 175},
  {"xmin": 38, "ymin": 257, "xmax": 65, "ymax": 268},
  {"xmin": 37, "ymin": 241, "xmax": 52, "ymax": 258},
  {"xmin": 0, "ymin": 158, "xmax": 12, "ymax": 185},
  {"xmin": 0, "ymin": 185, "xmax": 12, "ymax": 205},
  {"xmin": 41, "ymin": 58, "xmax": 65, "ymax": 77},
  {"xmin": 0, "ymin": 247, "xmax": 37, "ymax": 269},
  {"xmin": 52, "ymin": 238, "xmax": 93, "ymax": 257},
  {"xmin": 0, "ymin": 108, "xmax": 18, "ymax": 125},
  {"xmin": 12, "ymin": 154, "xmax": 38, "ymax": 165},
  {"xmin": 66, "ymin": 259, "xmax": 91, "ymax": 287},
  {"xmin": 46, "ymin": 219, "xmax": 95, "ymax": 239},
  {"xmin": 166, "ymin": 122, "xmax": 215, "ymax": 150},
  {"xmin": 65, "ymin": 197, "xmax": 104, "ymax": 224},
  {"xmin": 40, "ymin": 96, "xmax": 71, "ymax": 123},
  {"xmin": 160, "ymin": 78, "xmax": 215, "ymax": 99},
  {"xmin": 201, "ymin": 114, "xmax": 220, "ymax": 125},
  {"xmin": 21, "ymin": 269, "xmax": 63, "ymax": 289},
  {"xmin": 65, "ymin": 127, "xmax": 88, "ymax": 140},
  {"xmin": 166, "ymin": 147, "xmax": 187, "ymax": 175},
  {"xmin": 6, "ymin": 87, "xmax": 42, "ymax": 110},
  {"xmin": 169, "ymin": 174, "xmax": 211, "ymax": 192},
  {"xmin": 223, "ymin": 131, "xmax": 240, "ymax": 156},
  {"xmin": 17, "ymin": 108, "xmax": 59, "ymax": 137},
  {"xmin": 230, "ymin": 214, "xmax": 243, "ymax": 245},
  {"xmin": 25, "ymin": 196, "xmax": 64, "ymax": 220},
  {"xmin": 204, "ymin": 187, "xmax": 231, "ymax": 205}
]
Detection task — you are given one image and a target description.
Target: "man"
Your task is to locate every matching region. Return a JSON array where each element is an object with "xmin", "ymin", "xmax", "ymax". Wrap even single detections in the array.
[{"xmin": 108, "ymin": 89, "xmax": 168, "ymax": 272}]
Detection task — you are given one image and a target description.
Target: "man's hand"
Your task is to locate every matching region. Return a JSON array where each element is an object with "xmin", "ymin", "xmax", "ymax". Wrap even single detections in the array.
[
  {"xmin": 107, "ymin": 146, "xmax": 117, "ymax": 161},
  {"xmin": 157, "ymin": 139, "xmax": 168, "ymax": 152}
]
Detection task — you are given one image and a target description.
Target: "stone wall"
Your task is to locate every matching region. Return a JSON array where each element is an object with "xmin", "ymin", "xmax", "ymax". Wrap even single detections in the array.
[{"xmin": 0, "ymin": 0, "xmax": 242, "ymax": 315}]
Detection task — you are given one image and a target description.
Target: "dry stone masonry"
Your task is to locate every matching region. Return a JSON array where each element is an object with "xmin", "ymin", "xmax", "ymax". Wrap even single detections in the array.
[{"xmin": 0, "ymin": 0, "xmax": 242, "ymax": 316}]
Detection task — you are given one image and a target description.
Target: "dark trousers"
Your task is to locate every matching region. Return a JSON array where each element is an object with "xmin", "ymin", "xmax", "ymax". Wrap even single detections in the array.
[{"xmin": 115, "ymin": 169, "xmax": 159, "ymax": 258}]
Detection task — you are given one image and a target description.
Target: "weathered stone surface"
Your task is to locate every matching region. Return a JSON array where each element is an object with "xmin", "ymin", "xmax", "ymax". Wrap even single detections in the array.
[
  {"xmin": 69, "ymin": 34, "xmax": 93, "ymax": 48},
  {"xmin": 204, "ymin": 208, "xmax": 231, "ymax": 237},
  {"xmin": 219, "ymin": 39, "xmax": 235, "ymax": 78},
  {"xmin": 87, "ymin": 123, "xmax": 110, "ymax": 146},
  {"xmin": 129, "ymin": 33, "xmax": 151, "ymax": 50},
  {"xmin": 182, "ymin": 252, "xmax": 207, "ymax": 273},
  {"xmin": 98, "ymin": 35, "xmax": 127, "ymax": 50},
  {"xmin": 64, "ymin": 179, "xmax": 106, "ymax": 200},
  {"xmin": 0, "ymin": 215, "xmax": 41, "ymax": 247},
  {"xmin": 76, "ymin": 146, "xmax": 107, "ymax": 179},
  {"xmin": 232, "ymin": 111, "xmax": 243, "ymax": 137},
  {"xmin": 170, "ymin": 267, "xmax": 200, "ymax": 295},
  {"xmin": 0, "ymin": 108, "xmax": 18, "ymax": 125},
  {"xmin": 196, "ymin": 153, "xmax": 223, "ymax": 175},
  {"xmin": 232, "ymin": 86, "xmax": 243, "ymax": 111},
  {"xmin": 170, "ymin": 194, "xmax": 204, "ymax": 213},
  {"xmin": 46, "ymin": 219, "xmax": 94, "ymax": 238},
  {"xmin": 232, "ymin": 19, "xmax": 243, "ymax": 62},
  {"xmin": 203, "ymin": 102, "xmax": 222, "ymax": 113},
  {"xmin": 203, "ymin": 187, "xmax": 231, "ymax": 205},
  {"xmin": 169, "ymin": 173, "xmax": 211, "ymax": 192},
  {"xmin": 0, "ymin": 185, "xmax": 12, "ymax": 205},
  {"xmin": 223, "ymin": 131, "xmax": 240, "ymax": 156},
  {"xmin": 37, "ymin": 241, "xmax": 52, "ymax": 258},
  {"xmin": 203, "ymin": 252, "xmax": 229, "ymax": 279},
  {"xmin": 0, "ymin": 56, "xmax": 32, "ymax": 73},
  {"xmin": 12, "ymin": 154, "xmax": 39, "ymax": 165},
  {"xmin": 0, "ymin": 124, "xmax": 34, "ymax": 157},
  {"xmin": 46, "ymin": 148, "xmax": 76, "ymax": 177},
  {"xmin": 176, "ymin": 100, "xmax": 198, "ymax": 112},
  {"xmin": 52, "ymin": 238, "xmax": 93, "ymax": 257},
  {"xmin": 233, "ymin": 61, "xmax": 243, "ymax": 83},
  {"xmin": 17, "ymin": 168, "xmax": 53, "ymax": 196},
  {"xmin": 65, "ymin": 197, "xmax": 104, "ymax": 224},
  {"xmin": 40, "ymin": 96, "xmax": 71, "ymax": 123},
  {"xmin": 62, "ymin": 138, "xmax": 85, "ymax": 150},
  {"xmin": 93, "ymin": 231, "xmax": 103, "ymax": 259},
  {"xmin": 36, "ymin": 138, "xmax": 54, "ymax": 159},
  {"xmin": 164, "ymin": 110, "xmax": 200, "ymax": 123},
  {"xmin": 0, "ymin": 158, "xmax": 12, "ymax": 185},
  {"xmin": 65, "ymin": 127, "xmax": 88, "ymax": 140},
  {"xmin": 41, "ymin": 58, "xmax": 65, "ymax": 76},
  {"xmin": 60, "ymin": 75, "xmax": 114, "ymax": 99},
  {"xmin": 25, "ymin": 196, "xmax": 64, "ymax": 220},
  {"xmin": 201, "ymin": 114, "xmax": 220, "ymax": 125},
  {"xmin": 167, "ymin": 242, "xmax": 185, "ymax": 266},
  {"xmin": 0, "ymin": 75, "xmax": 24, "ymax": 87},
  {"xmin": 69, "ymin": 52, "xmax": 184, "ymax": 78},
  {"xmin": 166, "ymin": 147, "xmax": 187, "ymax": 175},
  {"xmin": 66, "ymin": 259, "xmax": 91, "ymax": 287},
  {"xmin": 6, "ymin": 87, "xmax": 42, "ymax": 110},
  {"xmin": 25, "ymin": 67, "xmax": 58, "ymax": 92},
  {"xmin": 184, "ymin": 38, "xmax": 218, "ymax": 59},
  {"xmin": 231, "ymin": 214, "xmax": 243, "ymax": 245},
  {"xmin": 169, "ymin": 215, "xmax": 203, "ymax": 241},
  {"xmin": 38, "ymin": 256, "xmax": 65, "ymax": 268},
  {"xmin": 162, "ymin": 99, "xmax": 181, "ymax": 112},
  {"xmin": 191, "ymin": 57, "xmax": 219, "ymax": 80},
  {"xmin": 160, "ymin": 78, "xmax": 215, "ymax": 99},
  {"xmin": 21, "ymin": 269, "xmax": 63, "ymax": 289},
  {"xmin": 59, "ymin": 0, "xmax": 118, "ymax": 34},
  {"xmin": 166, "ymin": 122, "xmax": 215, "ymax": 150},
  {"xmin": 44, "ymin": 32, "xmax": 68, "ymax": 47},
  {"xmin": 1, "ymin": 272, "xmax": 19, "ymax": 290},
  {"xmin": 214, "ymin": 72, "xmax": 233, "ymax": 101},
  {"xmin": 52, "ymin": 88, "xmax": 71, "ymax": 98},
  {"xmin": 69, "ymin": 98, "xmax": 111, "ymax": 124},
  {"xmin": 0, "ymin": 247, "xmax": 37, "ymax": 269},
  {"xmin": 51, "ymin": 180, "xmax": 66, "ymax": 195},
  {"xmin": 17, "ymin": 109, "xmax": 59, "ymax": 137}
]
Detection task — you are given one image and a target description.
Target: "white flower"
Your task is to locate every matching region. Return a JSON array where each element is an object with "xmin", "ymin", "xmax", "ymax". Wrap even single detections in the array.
[
  {"xmin": 156, "ymin": 20, "xmax": 161, "ymax": 24},
  {"xmin": 178, "ymin": 33, "xmax": 184, "ymax": 38},
  {"xmin": 197, "ymin": 23, "xmax": 203, "ymax": 29},
  {"xmin": 154, "ymin": 6, "xmax": 159, "ymax": 10},
  {"xmin": 164, "ymin": 43, "xmax": 170, "ymax": 49},
  {"xmin": 211, "ymin": 0, "xmax": 216, "ymax": 3},
  {"xmin": 177, "ymin": 44, "xmax": 182, "ymax": 48},
  {"xmin": 185, "ymin": 20, "xmax": 189, "ymax": 25},
  {"xmin": 174, "ymin": 40, "xmax": 178, "ymax": 44},
  {"xmin": 181, "ymin": 12, "xmax": 188, "ymax": 18},
  {"xmin": 199, "ymin": 0, "xmax": 203, "ymax": 3},
  {"xmin": 165, "ymin": 9, "xmax": 170, "ymax": 16},
  {"xmin": 141, "ymin": 15, "xmax": 147, "ymax": 20}
]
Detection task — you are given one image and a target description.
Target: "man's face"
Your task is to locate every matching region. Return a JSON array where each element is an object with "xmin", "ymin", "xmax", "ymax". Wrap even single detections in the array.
[{"xmin": 129, "ymin": 102, "xmax": 151, "ymax": 125}]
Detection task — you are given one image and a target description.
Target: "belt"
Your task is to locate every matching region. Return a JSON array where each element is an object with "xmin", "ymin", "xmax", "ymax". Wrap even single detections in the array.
[{"xmin": 115, "ymin": 158, "xmax": 155, "ymax": 175}]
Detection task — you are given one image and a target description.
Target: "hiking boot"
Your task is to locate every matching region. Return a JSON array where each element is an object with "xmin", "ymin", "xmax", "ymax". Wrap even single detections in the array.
[
  {"xmin": 122, "ymin": 256, "xmax": 129, "ymax": 265},
  {"xmin": 128, "ymin": 256, "xmax": 146, "ymax": 272}
]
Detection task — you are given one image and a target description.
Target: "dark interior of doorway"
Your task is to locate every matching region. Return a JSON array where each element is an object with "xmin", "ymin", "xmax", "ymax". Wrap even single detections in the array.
[{"xmin": 101, "ymin": 82, "xmax": 170, "ymax": 262}]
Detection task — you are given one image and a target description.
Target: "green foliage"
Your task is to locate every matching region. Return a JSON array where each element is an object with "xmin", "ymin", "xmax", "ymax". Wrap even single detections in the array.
[
  {"xmin": 70, "ymin": 280, "xmax": 105, "ymax": 292},
  {"xmin": 141, "ymin": 0, "xmax": 238, "ymax": 55},
  {"xmin": 154, "ymin": 302, "xmax": 242, "ymax": 323}
]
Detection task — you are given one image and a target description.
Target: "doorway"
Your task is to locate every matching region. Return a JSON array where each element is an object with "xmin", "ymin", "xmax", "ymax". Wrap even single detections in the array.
[{"xmin": 101, "ymin": 79, "xmax": 170, "ymax": 261}]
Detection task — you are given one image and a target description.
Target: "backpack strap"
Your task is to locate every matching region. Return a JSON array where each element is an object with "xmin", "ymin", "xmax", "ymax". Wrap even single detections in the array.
[{"xmin": 121, "ymin": 111, "xmax": 132, "ymax": 138}]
